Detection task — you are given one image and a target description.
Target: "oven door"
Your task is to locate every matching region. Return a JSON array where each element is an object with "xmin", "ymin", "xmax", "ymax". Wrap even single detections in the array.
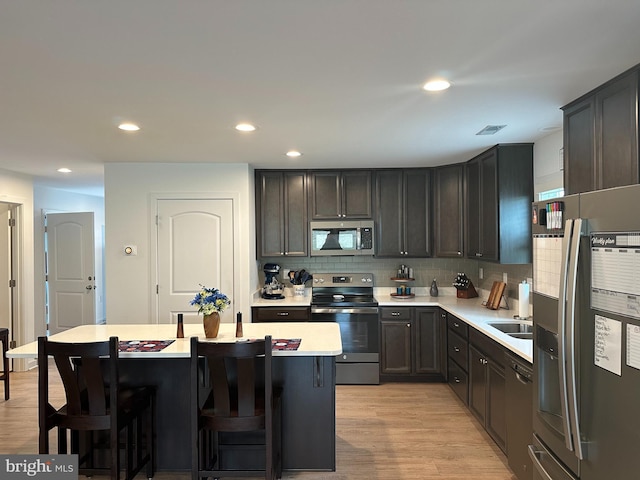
[
  {"xmin": 310, "ymin": 306, "xmax": 379, "ymax": 362},
  {"xmin": 311, "ymin": 306, "xmax": 380, "ymax": 384}
]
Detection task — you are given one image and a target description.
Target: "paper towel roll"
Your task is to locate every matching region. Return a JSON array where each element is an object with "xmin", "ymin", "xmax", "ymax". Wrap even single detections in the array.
[{"xmin": 518, "ymin": 282, "xmax": 530, "ymax": 319}]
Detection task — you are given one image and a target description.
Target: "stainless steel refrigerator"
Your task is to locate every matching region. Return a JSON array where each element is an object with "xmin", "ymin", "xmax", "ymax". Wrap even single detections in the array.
[{"xmin": 530, "ymin": 184, "xmax": 640, "ymax": 480}]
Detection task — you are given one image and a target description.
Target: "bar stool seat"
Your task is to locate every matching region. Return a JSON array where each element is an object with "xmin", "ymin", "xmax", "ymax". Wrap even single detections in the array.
[{"xmin": 0, "ymin": 328, "xmax": 9, "ymax": 400}]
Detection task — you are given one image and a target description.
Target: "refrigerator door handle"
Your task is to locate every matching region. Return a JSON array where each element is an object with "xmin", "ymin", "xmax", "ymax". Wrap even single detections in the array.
[
  {"xmin": 565, "ymin": 218, "xmax": 584, "ymax": 460},
  {"xmin": 557, "ymin": 219, "xmax": 575, "ymax": 452}
]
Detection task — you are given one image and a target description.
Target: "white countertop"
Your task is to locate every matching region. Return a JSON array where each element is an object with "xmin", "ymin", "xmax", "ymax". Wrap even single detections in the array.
[
  {"xmin": 251, "ymin": 289, "xmax": 532, "ymax": 363},
  {"xmin": 7, "ymin": 322, "xmax": 342, "ymax": 359},
  {"xmin": 377, "ymin": 294, "xmax": 532, "ymax": 363}
]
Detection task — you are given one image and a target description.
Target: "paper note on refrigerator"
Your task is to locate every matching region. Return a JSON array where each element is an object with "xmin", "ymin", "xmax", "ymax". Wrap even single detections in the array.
[
  {"xmin": 626, "ymin": 324, "xmax": 640, "ymax": 370},
  {"xmin": 594, "ymin": 315, "xmax": 622, "ymax": 376}
]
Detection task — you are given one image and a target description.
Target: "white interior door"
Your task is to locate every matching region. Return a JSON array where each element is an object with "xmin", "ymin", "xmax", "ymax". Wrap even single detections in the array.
[
  {"xmin": 0, "ymin": 205, "xmax": 10, "ymax": 331},
  {"xmin": 156, "ymin": 199, "xmax": 234, "ymax": 324},
  {"xmin": 46, "ymin": 212, "xmax": 96, "ymax": 335}
]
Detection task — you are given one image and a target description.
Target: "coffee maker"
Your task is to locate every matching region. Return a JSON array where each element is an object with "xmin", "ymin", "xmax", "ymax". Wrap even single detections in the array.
[{"xmin": 262, "ymin": 263, "xmax": 285, "ymax": 299}]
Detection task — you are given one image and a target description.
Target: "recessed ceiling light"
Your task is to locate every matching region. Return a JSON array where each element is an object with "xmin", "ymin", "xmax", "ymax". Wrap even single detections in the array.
[
  {"xmin": 57, "ymin": 167, "xmax": 72, "ymax": 173},
  {"xmin": 118, "ymin": 122, "xmax": 140, "ymax": 131},
  {"xmin": 423, "ymin": 79, "xmax": 451, "ymax": 92},
  {"xmin": 235, "ymin": 123, "xmax": 257, "ymax": 132},
  {"xmin": 286, "ymin": 150, "xmax": 302, "ymax": 158}
]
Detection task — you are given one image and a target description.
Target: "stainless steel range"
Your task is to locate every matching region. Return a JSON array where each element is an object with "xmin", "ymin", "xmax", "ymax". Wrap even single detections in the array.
[{"xmin": 311, "ymin": 273, "xmax": 379, "ymax": 385}]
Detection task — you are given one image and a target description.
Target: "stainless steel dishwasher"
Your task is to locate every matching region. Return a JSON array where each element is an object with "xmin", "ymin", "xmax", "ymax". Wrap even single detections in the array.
[{"xmin": 506, "ymin": 353, "xmax": 534, "ymax": 480}]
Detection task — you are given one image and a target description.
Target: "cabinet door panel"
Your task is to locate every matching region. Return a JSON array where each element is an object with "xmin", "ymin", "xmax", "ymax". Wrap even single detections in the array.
[
  {"xmin": 259, "ymin": 172, "xmax": 285, "ymax": 256},
  {"xmin": 564, "ymin": 98, "xmax": 596, "ymax": 194},
  {"xmin": 434, "ymin": 164, "xmax": 464, "ymax": 258},
  {"xmin": 479, "ymin": 151, "xmax": 498, "ymax": 261},
  {"xmin": 468, "ymin": 344, "xmax": 487, "ymax": 424},
  {"xmin": 597, "ymin": 71, "xmax": 639, "ymax": 190},
  {"xmin": 414, "ymin": 308, "xmax": 440, "ymax": 374},
  {"xmin": 486, "ymin": 362, "xmax": 506, "ymax": 453},
  {"xmin": 404, "ymin": 170, "xmax": 431, "ymax": 257},
  {"xmin": 310, "ymin": 172, "xmax": 341, "ymax": 219},
  {"xmin": 342, "ymin": 171, "xmax": 372, "ymax": 218},
  {"xmin": 465, "ymin": 160, "xmax": 480, "ymax": 258},
  {"xmin": 284, "ymin": 172, "xmax": 308, "ymax": 256},
  {"xmin": 375, "ymin": 171, "xmax": 404, "ymax": 256},
  {"xmin": 380, "ymin": 320, "xmax": 412, "ymax": 374}
]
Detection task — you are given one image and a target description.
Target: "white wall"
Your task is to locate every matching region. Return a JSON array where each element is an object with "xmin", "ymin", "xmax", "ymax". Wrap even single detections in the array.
[
  {"xmin": 0, "ymin": 168, "xmax": 34, "ymax": 371},
  {"xmin": 33, "ymin": 186, "xmax": 105, "ymax": 338},
  {"xmin": 533, "ymin": 130, "xmax": 564, "ymax": 196},
  {"xmin": 104, "ymin": 163, "xmax": 257, "ymax": 324}
]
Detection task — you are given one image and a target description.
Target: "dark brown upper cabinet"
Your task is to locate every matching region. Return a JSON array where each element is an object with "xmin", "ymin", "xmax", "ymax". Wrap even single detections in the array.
[
  {"xmin": 434, "ymin": 164, "xmax": 464, "ymax": 258},
  {"xmin": 375, "ymin": 169, "xmax": 431, "ymax": 258},
  {"xmin": 465, "ymin": 144, "xmax": 533, "ymax": 264},
  {"xmin": 256, "ymin": 170, "xmax": 308, "ymax": 257},
  {"xmin": 563, "ymin": 67, "xmax": 639, "ymax": 194},
  {"xmin": 309, "ymin": 170, "xmax": 372, "ymax": 219}
]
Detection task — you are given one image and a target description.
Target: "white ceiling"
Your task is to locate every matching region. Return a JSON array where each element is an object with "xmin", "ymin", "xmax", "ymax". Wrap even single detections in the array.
[{"xmin": 2, "ymin": 1, "xmax": 640, "ymax": 196}]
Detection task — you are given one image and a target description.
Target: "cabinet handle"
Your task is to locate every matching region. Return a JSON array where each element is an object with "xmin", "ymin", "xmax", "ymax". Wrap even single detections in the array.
[
  {"xmin": 480, "ymin": 358, "xmax": 487, "ymax": 365},
  {"xmin": 453, "ymin": 322, "xmax": 460, "ymax": 328},
  {"xmin": 391, "ymin": 312, "xmax": 401, "ymax": 317},
  {"xmin": 454, "ymin": 377, "xmax": 461, "ymax": 384},
  {"xmin": 454, "ymin": 346, "xmax": 460, "ymax": 352},
  {"xmin": 277, "ymin": 312, "xmax": 289, "ymax": 316},
  {"xmin": 406, "ymin": 323, "xmax": 411, "ymax": 328},
  {"xmin": 457, "ymin": 251, "xmax": 461, "ymax": 255},
  {"xmin": 475, "ymin": 253, "xmax": 483, "ymax": 257}
]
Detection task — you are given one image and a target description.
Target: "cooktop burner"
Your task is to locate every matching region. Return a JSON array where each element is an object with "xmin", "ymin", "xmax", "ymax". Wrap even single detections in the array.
[{"xmin": 311, "ymin": 273, "xmax": 377, "ymax": 307}]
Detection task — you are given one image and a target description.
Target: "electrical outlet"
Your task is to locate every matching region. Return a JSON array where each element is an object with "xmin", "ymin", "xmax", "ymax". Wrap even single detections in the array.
[
  {"xmin": 503, "ymin": 272, "xmax": 508, "ymax": 284},
  {"xmin": 479, "ymin": 267, "xmax": 484, "ymax": 280}
]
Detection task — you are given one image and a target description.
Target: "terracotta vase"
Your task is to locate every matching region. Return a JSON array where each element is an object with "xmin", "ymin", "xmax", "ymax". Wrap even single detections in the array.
[{"xmin": 203, "ymin": 312, "xmax": 220, "ymax": 338}]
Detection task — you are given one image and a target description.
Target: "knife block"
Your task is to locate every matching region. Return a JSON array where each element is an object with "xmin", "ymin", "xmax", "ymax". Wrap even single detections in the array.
[{"xmin": 456, "ymin": 281, "xmax": 478, "ymax": 299}]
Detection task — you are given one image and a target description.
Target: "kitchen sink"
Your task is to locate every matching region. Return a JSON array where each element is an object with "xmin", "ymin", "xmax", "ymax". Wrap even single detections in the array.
[
  {"xmin": 487, "ymin": 321, "xmax": 533, "ymax": 339},
  {"xmin": 506, "ymin": 332, "xmax": 533, "ymax": 339}
]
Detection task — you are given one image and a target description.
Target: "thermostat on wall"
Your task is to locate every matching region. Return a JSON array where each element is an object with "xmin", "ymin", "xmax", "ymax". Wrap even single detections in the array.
[{"xmin": 124, "ymin": 245, "xmax": 138, "ymax": 256}]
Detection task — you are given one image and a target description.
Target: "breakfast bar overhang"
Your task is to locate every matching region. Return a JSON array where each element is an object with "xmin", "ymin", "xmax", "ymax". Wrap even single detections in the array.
[{"xmin": 8, "ymin": 322, "xmax": 342, "ymax": 472}]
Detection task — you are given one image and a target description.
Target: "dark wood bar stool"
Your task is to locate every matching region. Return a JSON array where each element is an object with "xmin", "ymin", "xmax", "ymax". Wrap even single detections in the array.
[
  {"xmin": 190, "ymin": 335, "xmax": 282, "ymax": 480},
  {"xmin": 0, "ymin": 328, "xmax": 8, "ymax": 400},
  {"xmin": 38, "ymin": 336, "xmax": 156, "ymax": 480}
]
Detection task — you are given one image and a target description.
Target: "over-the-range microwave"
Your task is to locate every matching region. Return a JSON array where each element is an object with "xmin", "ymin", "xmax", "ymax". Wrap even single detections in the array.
[{"xmin": 309, "ymin": 220, "xmax": 375, "ymax": 256}]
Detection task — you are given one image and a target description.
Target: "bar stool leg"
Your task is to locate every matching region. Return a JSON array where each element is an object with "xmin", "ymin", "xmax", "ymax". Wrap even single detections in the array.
[{"xmin": 0, "ymin": 329, "xmax": 8, "ymax": 400}]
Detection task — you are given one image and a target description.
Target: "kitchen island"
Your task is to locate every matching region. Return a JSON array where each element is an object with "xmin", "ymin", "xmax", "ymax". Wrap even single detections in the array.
[{"xmin": 9, "ymin": 322, "xmax": 342, "ymax": 472}]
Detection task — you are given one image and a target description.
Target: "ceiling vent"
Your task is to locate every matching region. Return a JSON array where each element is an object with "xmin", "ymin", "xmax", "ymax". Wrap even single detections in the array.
[{"xmin": 476, "ymin": 125, "xmax": 506, "ymax": 135}]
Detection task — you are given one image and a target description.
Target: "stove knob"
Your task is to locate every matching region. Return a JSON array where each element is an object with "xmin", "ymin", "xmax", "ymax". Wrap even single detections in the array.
[
  {"xmin": 366, "ymin": 278, "xmax": 372, "ymax": 283},
  {"xmin": 361, "ymin": 277, "xmax": 368, "ymax": 283}
]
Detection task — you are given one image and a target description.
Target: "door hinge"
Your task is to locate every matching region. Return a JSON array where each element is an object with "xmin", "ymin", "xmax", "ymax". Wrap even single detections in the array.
[
  {"xmin": 156, "ymin": 284, "xmax": 159, "ymax": 294},
  {"xmin": 9, "ymin": 340, "xmax": 16, "ymax": 349},
  {"xmin": 8, "ymin": 279, "xmax": 16, "ymax": 288},
  {"xmin": 44, "ymin": 225, "xmax": 47, "ymax": 232},
  {"xmin": 8, "ymin": 218, "xmax": 15, "ymax": 227}
]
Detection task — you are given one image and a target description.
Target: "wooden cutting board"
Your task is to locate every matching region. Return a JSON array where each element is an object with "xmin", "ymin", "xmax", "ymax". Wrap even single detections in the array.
[{"xmin": 486, "ymin": 281, "xmax": 506, "ymax": 310}]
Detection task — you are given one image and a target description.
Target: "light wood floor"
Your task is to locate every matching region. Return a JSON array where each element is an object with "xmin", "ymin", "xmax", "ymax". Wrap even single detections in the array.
[{"xmin": 0, "ymin": 368, "xmax": 516, "ymax": 479}]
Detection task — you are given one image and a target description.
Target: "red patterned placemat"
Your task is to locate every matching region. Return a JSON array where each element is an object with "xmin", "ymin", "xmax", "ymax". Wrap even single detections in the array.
[
  {"xmin": 119, "ymin": 340, "xmax": 175, "ymax": 352},
  {"xmin": 272, "ymin": 338, "xmax": 301, "ymax": 351}
]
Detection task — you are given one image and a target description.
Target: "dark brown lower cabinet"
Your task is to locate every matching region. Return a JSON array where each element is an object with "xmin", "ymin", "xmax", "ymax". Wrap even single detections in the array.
[
  {"xmin": 379, "ymin": 307, "xmax": 444, "ymax": 381},
  {"xmin": 468, "ymin": 329, "xmax": 507, "ymax": 453}
]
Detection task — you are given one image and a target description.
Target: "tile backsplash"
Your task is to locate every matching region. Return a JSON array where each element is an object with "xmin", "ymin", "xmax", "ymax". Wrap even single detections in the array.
[{"xmin": 258, "ymin": 255, "xmax": 533, "ymax": 301}]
